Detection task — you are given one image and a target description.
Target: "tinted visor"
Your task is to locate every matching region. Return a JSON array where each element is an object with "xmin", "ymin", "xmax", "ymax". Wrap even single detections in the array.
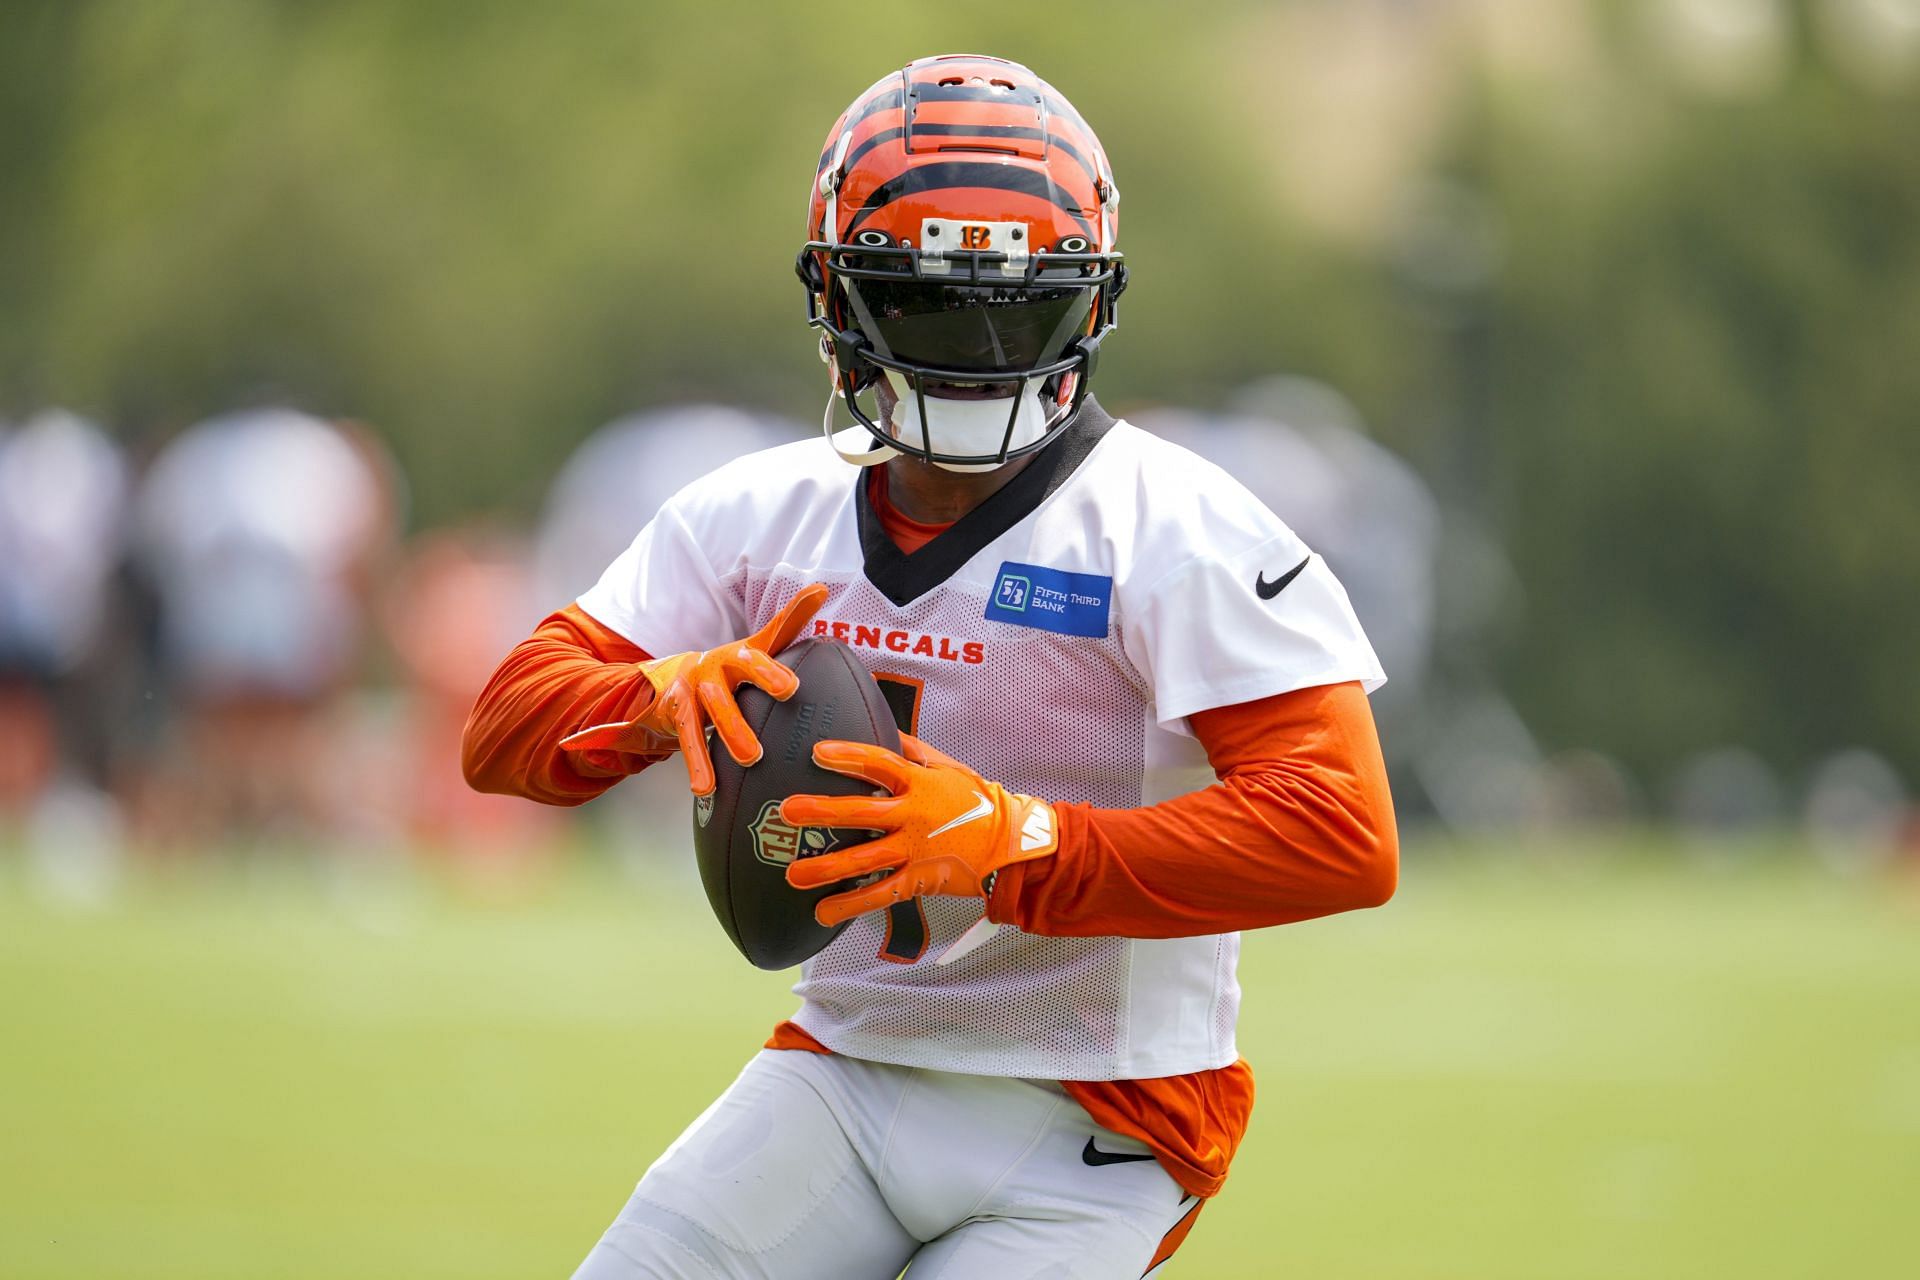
[{"xmin": 846, "ymin": 277, "xmax": 1094, "ymax": 376}]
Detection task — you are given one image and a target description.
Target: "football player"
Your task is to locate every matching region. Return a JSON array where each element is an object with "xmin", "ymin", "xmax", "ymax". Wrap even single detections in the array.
[
  {"xmin": 135, "ymin": 408, "xmax": 398, "ymax": 846},
  {"xmin": 465, "ymin": 54, "xmax": 1397, "ymax": 1278},
  {"xmin": 0, "ymin": 410, "xmax": 126, "ymax": 824}
]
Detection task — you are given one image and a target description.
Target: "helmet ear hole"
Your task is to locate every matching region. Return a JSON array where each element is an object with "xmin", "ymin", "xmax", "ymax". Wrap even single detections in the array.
[
  {"xmin": 822, "ymin": 299, "xmax": 879, "ymax": 393},
  {"xmin": 795, "ymin": 250, "xmax": 825, "ymax": 293}
]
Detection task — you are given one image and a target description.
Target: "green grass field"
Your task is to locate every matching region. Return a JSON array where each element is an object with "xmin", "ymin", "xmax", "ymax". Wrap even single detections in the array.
[{"xmin": 2, "ymin": 841, "xmax": 1915, "ymax": 1278}]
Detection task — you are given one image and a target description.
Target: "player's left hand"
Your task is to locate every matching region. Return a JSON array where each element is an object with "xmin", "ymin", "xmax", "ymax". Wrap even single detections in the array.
[
  {"xmin": 557, "ymin": 583, "xmax": 827, "ymax": 796},
  {"xmin": 781, "ymin": 735, "xmax": 1059, "ymax": 927}
]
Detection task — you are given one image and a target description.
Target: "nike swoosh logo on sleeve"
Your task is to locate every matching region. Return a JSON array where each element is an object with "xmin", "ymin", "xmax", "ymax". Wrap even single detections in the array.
[{"xmin": 1254, "ymin": 555, "xmax": 1312, "ymax": 600}]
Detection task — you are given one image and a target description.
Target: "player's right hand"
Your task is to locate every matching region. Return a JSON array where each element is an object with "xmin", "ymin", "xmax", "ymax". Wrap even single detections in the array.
[
  {"xmin": 558, "ymin": 583, "xmax": 829, "ymax": 796},
  {"xmin": 780, "ymin": 733, "xmax": 1059, "ymax": 927}
]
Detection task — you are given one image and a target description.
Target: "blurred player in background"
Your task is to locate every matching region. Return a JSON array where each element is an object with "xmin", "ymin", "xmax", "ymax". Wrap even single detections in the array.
[
  {"xmin": 466, "ymin": 55, "xmax": 1397, "ymax": 1277},
  {"xmin": 132, "ymin": 407, "xmax": 399, "ymax": 847},
  {"xmin": 0, "ymin": 410, "xmax": 127, "ymax": 836}
]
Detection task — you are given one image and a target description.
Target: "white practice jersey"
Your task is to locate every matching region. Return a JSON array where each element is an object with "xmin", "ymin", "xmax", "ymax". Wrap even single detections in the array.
[{"xmin": 578, "ymin": 401, "xmax": 1384, "ymax": 1081}]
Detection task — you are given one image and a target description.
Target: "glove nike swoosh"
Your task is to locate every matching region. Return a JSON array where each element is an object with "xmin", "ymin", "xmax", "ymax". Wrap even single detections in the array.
[{"xmin": 927, "ymin": 790, "xmax": 994, "ymax": 840}]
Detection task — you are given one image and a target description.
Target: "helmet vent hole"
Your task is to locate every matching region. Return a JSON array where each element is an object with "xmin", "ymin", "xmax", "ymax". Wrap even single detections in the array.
[
  {"xmin": 939, "ymin": 76, "xmax": 964, "ymax": 86},
  {"xmin": 990, "ymin": 79, "xmax": 1015, "ymax": 91}
]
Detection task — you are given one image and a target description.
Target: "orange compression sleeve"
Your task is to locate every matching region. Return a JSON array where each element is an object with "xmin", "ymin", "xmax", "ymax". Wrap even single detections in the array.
[
  {"xmin": 988, "ymin": 681, "xmax": 1398, "ymax": 938},
  {"xmin": 460, "ymin": 604, "xmax": 668, "ymax": 806}
]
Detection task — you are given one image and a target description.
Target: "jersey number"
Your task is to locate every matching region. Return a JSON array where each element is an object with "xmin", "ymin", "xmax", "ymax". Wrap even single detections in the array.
[{"xmin": 871, "ymin": 674, "xmax": 928, "ymax": 964}]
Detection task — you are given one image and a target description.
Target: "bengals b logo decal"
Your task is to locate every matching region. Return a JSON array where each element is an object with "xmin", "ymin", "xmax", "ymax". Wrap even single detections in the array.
[{"xmin": 960, "ymin": 224, "xmax": 992, "ymax": 249}]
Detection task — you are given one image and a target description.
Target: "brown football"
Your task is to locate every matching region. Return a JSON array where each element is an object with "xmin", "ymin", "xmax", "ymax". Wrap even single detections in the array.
[{"xmin": 691, "ymin": 638, "xmax": 900, "ymax": 970}]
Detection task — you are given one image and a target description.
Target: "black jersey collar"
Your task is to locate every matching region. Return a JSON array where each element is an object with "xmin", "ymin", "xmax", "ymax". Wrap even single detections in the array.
[{"xmin": 855, "ymin": 397, "xmax": 1117, "ymax": 606}]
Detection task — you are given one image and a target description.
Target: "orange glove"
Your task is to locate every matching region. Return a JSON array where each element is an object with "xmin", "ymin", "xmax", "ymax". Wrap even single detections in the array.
[
  {"xmin": 780, "ymin": 735, "xmax": 1059, "ymax": 927},
  {"xmin": 558, "ymin": 584, "xmax": 828, "ymax": 796}
]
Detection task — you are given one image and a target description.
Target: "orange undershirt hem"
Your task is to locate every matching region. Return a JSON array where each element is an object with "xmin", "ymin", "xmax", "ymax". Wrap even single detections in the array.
[{"xmin": 763, "ymin": 1020, "xmax": 1249, "ymax": 1200}]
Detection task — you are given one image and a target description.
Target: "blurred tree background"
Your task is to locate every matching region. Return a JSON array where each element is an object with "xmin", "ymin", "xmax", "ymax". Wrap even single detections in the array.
[{"xmin": 3, "ymin": 0, "xmax": 1916, "ymax": 785}]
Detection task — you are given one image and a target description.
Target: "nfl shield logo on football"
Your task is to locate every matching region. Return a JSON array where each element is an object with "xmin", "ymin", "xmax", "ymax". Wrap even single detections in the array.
[{"xmin": 749, "ymin": 799, "xmax": 839, "ymax": 866}]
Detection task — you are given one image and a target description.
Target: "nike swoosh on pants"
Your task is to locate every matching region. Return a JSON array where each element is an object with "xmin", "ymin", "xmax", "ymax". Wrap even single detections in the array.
[{"xmin": 1081, "ymin": 1136, "xmax": 1157, "ymax": 1166}]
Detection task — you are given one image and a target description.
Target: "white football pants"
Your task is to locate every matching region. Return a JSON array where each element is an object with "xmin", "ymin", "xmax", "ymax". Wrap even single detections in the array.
[{"xmin": 571, "ymin": 1048, "xmax": 1202, "ymax": 1279}]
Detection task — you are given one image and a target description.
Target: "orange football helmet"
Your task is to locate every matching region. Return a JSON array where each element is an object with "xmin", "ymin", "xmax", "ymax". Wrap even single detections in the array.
[{"xmin": 798, "ymin": 54, "xmax": 1127, "ymax": 470}]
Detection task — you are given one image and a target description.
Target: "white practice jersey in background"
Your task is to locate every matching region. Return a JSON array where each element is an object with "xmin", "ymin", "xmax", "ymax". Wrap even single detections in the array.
[{"xmin": 578, "ymin": 401, "xmax": 1383, "ymax": 1081}]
